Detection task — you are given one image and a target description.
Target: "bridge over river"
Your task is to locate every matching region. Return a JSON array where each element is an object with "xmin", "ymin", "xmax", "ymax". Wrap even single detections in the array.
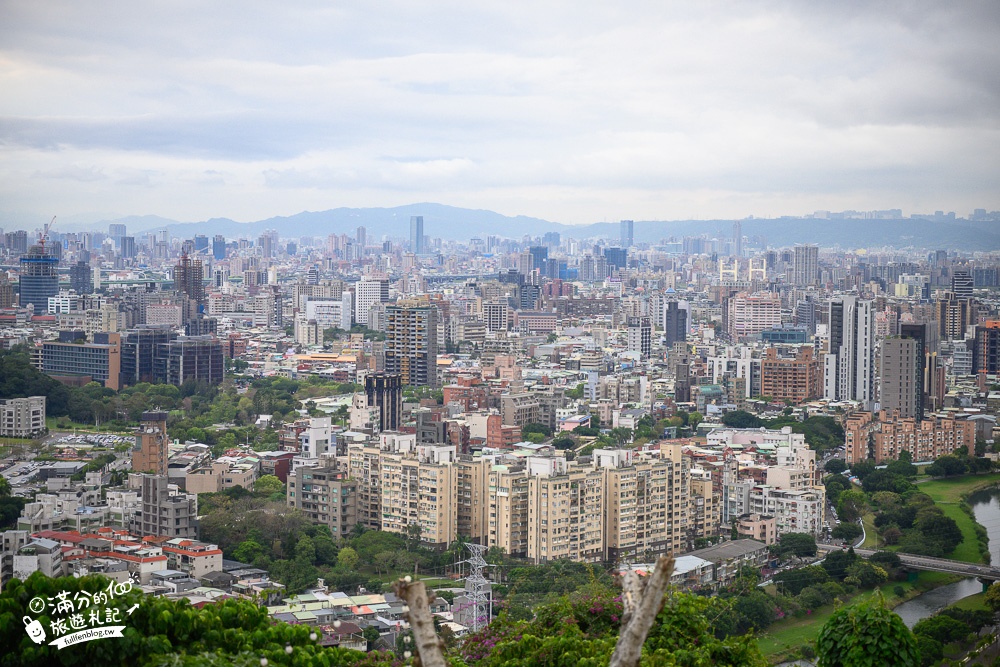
[{"xmin": 817, "ymin": 544, "xmax": 1000, "ymax": 580}]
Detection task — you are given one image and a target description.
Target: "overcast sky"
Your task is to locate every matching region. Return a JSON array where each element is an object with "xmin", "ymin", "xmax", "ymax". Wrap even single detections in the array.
[{"xmin": 2, "ymin": 0, "xmax": 998, "ymax": 226}]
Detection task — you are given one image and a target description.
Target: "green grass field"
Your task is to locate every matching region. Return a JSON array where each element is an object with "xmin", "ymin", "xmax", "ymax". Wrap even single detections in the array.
[
  {"xmin": 917, "ymin": 473, "xmax": 1000, "ymax": 502},
  {"xmin": 861, "ymin": 513, "xmax": 878, "ymax": 549},
  {"xmin": 919, "ymin": 473, "xmax": 1000, "ymax": 563},
  {"xmin": 758, "ymin": 571, "xmax": 960, "ymax": 662}
]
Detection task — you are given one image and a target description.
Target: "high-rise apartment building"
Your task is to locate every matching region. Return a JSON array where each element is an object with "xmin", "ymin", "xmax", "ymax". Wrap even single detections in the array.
[
  {"xmin": 620, "ymin": 219, "xmax": 634, "ymax": 248},
  {"xmin": 0, "ymin": 396, "xmax": 46, "ymax": 438},
  {"xmin": 132, "ymin": 411, "xmax": 169, "ymax": 476},
  {"xmin": 120, "ymin": 236, "xmax": 136, "ymax": 259},
  {"xmin": 526, "ymin": 457, "xmax": 605, "ymax": 563},
  {"xmin": 726, "ymin": 292, "xmax": 781, "ymax": 340},
  {"xmin": 19, "ymin": 245, "xmax": 58, "ymax": 309},
  {"xmin": 935, "ymin": 292, "xmax": 975, "ymax": 340},
  {"xmin": 0, "ymin": 277, "xmax": 15, "ymax": 308},
  {"xmin": 663, "ymin": 300, "xmax": 687, "ymax": 348},
  {"xmin": 792, "ymin": 245, "xmax": 819, "ymax": 287},
  {"xmin": 354, "ymin": 279, "xmax": 388, "ymax": 327},
  {"xmin": 159, "ymin": 336, "xmax": 224, "ymax": 387},
  {"xmin": 823, "ymin": 295, "xmax": 876, "ymax": 405},
  {"xmin": 483, "ymin": 301, "xmax": 509, "ymax": 333},
  {"xmin": 69, "ymin": 261, "xmax": 93, "ymax": 294},
  {"xmin": 410, "ymin": 216, "xmax": 425, "ymax": 255},
  {"xmin": 760, "ymin": 347, "xmax": 822, "ymax": 404},
  {"xmin": 952, "ymin": 270, "xmax": 974, "ymax": 300},
  {"xmin": 883, "ymin": 322, "xmax": 937, "ymax": 420},
  {"xmin": 879, "ymin": 336, "xmax": 920, "ymax": 420},
  {"xmin": 627, "ymin": 316, "xmax": 652, "ymax": 358},
  {"xmin": 973, "ymin": 320, "xmax": 1000, "ymax": 375},
  {"xmin": 385, "ymin": 302, "xmax": 438, "ymax": 387},
  {"xmin": 845, "ymin": 410, "xmax": 976, "ymax": 464},
  {"xmin": 174, "ymin": 255, "xmax": 205, "ymax": 309},
  {"xmin": 108, "ymin": 223, "xmax": 127, "ymax": 245},
  {"xmin": 286, "ymin": 466, "xmax": 358, "ymax": 539}
]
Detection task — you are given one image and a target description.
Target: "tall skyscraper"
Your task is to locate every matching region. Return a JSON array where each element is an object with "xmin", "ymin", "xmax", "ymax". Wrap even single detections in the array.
[
  {"xmin": 120, "ymin": 236, "xmax": 136, "ymax": 259},
  {"xmin": 951, "ymin": 270, "xmax": 973, "ymax": 300},
  {"xmin": 18, "ymin": 244, "xmax": 58, "ymax": 309},
  {"xmin": 792, "ymin": 245, "xmax": 819, "ymax": 287},
  {"xmin": 364, "ymin": 372, "xmax": 402, "ymax": 432},
  {"xmin": 935, "ymin": 292, "xmax": 975, "ymax": 340},
  {"xmin": 603, "ymin": 247, "xmax": 627, "ymax": 270},
  {"xmin": 620, "ymin": 219, "xmax": 634, "ymax": 248},
  {"xmin": 356, "ymin": 226, "xmax": 367, "ymax": 252},
  {"xmin": 69, "ymin": 260, "xmax": 93, "ymax": 294},
  {"xmin": 823, "ymin": 296, "xmax": 876, "ymax": 405},
  {"xmin": 108, "ymin": 223, "xmax": 127, "ymax": 246},
  {"xmin": 174, "ymin": 255, "xmax": 205, "ymax": 312},
  {"xmin": 663, "ymin": 300, "xmax": 688, "ymax": 348},
  {"xmin": 529, "ymin": 246, "xmax": 548, "ymax": 269},
  {"xmin": 212, "ymin": 234, "xmax": 226, "ymax": 260},
  {"xmin": 732, "ymin": 220, "xmax": 743, "ymax": 257},
  {"xmin": 973, "ymin": 321, "xmax": 1000, "ymax": 376},
  {"xmin": 355, "ymin": 279, "xmax": 389, "ymax": 327},
  {"xmin": 880, "ymin": 336, "xmax": 920, "ymax": 420},
  {"xmin": 410, "ymin": 216, "xmax": 425, "ymax": 254},
  {"xmin": 385, "ymin": 302, "xmax": 438, "ymax": 387}
]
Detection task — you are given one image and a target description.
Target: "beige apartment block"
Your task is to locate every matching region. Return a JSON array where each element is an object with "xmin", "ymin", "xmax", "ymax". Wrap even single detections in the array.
[
  {"xmin": 487, "ymin": 464, "xmax": 530, "ymax": 558},
  {"xmin": 287, "ymin": 466, "xmax": 358, "ymax": 539},
  {"xmin": 347, "ymin": 443, "xmax": 383, "ymax": 529},
  {"xmin": 526, "ymin": 458, "xmax": 605, "ymax": 563},
  {"xmin": 455, "ymin": 456, "xmax": 491, "ymax": 543}
]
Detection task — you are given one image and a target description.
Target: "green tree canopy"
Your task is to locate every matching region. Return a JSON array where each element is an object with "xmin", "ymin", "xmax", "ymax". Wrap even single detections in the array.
[
  {"xmin": 773, "ymin": 532, "xmax": 817, "ymax": 558},
  {"xmin": 824, "ymin": 458, "xmax": 847, "ymax": 474},
  {"xmin": 817, "ymin": 592, "xmax": 919, "ymax": 667},
  {"xmin": 253, "ymin": 474, "xmax": 284, "ymax": 495},
  {"xmin": 837, "ymin": 490, "xmax": 868, "ymax": 522}
]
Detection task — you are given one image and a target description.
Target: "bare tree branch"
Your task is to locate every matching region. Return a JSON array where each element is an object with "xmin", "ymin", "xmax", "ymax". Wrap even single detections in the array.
[
  {"xmin": 393, "ymin": 578, "xmax": 446, "ymax": 667},
  {"xmin": 610, "ymin": 555, "xmax": 675, "ymax": 667}
]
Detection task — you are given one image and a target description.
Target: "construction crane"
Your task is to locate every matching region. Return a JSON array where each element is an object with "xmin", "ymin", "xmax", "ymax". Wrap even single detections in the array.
[{"xmin": 38, "ymin": 216, "xmax": 57, "ymax": 252}]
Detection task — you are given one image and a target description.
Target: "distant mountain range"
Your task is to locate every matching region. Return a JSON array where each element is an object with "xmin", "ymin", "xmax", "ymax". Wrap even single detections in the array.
[{"xmin": 14, "ymin": 203, "xmax": 1000, "ymax": 251}]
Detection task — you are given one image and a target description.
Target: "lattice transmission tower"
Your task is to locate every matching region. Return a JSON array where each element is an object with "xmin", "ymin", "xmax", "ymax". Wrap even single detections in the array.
[{"xmin": 459, "ymin": 542, "xmax": 493, "ymax": 632}]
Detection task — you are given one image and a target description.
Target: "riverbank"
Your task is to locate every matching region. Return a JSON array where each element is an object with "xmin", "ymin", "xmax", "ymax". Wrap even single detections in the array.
[
  {"xmin": 921, "ymin": 473, "xmax": 1000, "ymax": 564},
  {"xmin": 761, "ymin": 474, "xmax": 1000, "ymax": 663},
  {"xmin": 758, "ymin": 571, "xmax": 959, "ymax": 662}
]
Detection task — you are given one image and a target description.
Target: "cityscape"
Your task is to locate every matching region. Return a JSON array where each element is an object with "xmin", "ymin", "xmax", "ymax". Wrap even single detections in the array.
[
  {"xmin": 2, "ymin": 210, "xmax": 1000, "ymax": 664},
  {"xmin": 3, "ymin": 1, "xmax": 1000, "ymax": 665}
]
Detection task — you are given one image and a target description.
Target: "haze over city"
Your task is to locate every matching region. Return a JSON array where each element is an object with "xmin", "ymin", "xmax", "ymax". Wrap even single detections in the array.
[{"xmin": 2, "ymin": 1, "xmax": 999, "ymax": 226}]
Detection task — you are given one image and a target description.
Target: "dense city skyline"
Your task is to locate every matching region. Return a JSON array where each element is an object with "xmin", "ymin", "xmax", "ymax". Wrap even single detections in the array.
[{"xmin": 2, "ymin": 2, "xmax": 999, "ymax": 225}]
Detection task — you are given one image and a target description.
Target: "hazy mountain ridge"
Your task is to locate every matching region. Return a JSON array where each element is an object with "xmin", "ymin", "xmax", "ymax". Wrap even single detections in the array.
[{"xmin": 11, "ymin": 203, "xmax": 999, "ymax": 250}]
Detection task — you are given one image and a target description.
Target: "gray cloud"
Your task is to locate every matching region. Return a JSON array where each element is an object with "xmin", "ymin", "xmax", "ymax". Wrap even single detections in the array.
[{"xmin": 0, "ymin": 0, "xmax": 998, "ymax": 223}]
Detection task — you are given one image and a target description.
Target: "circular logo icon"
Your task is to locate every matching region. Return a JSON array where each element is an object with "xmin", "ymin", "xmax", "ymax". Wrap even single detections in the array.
[{"xmin": 27, "ymin": 597, "xmax": 46, "ymax": 614}]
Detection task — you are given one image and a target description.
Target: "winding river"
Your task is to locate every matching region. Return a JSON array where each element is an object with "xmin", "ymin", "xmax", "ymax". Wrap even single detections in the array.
[
  {"xmin": 892, "ymin": 485, "xmax": 1000, "ymax": 627},
  {"xmin": 777, "ymin": 484, "xmax": 1000, "ymax": 665}
]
